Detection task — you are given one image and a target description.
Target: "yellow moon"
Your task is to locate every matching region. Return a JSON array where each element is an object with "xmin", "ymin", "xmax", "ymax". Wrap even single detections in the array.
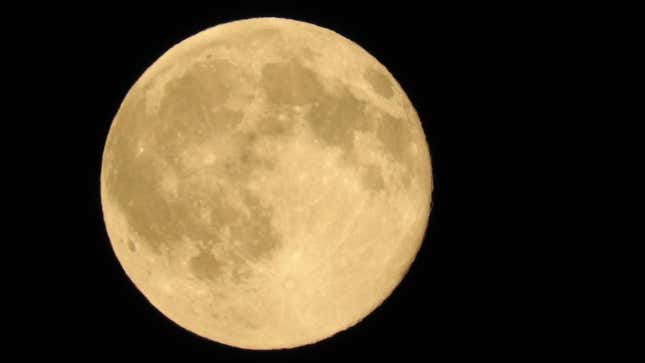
[{"xmin": 101, "ymin": 17, "xmax": 432, "ymax": 349}]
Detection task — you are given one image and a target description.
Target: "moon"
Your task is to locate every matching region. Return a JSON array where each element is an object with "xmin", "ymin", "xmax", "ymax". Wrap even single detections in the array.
[{"xmin": 101, "ymin": 17, "xmax": 432, "ymax": 349}]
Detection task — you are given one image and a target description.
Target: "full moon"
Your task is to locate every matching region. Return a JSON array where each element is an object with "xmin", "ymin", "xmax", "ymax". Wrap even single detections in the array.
[{"xmin": 101, "ymin": 17, "xmax": 432, "ymax": 349}]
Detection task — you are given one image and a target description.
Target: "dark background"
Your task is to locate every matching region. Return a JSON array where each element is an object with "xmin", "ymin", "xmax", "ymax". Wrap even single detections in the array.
[{"xmin": 12, "ymin": 3, "xmax": 542, "ymax": 362}]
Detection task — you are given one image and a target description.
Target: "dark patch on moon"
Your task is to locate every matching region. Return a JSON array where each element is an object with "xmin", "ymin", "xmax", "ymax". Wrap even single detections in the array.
[
  {"xmin": 155, "ymin": 59, "xmax": 244, "ymax": 152},
  {"xmin": 361, "ymin": 164, "xmax": 386, "ymax": 191},
  {"xmin": 376, "ymin": 113, "xmax": 410, "ymax": 161},
  {"xmin": 261, "ymin": 60, "xmax": 325, "ymax": 106},
  {"xmin": 189, "ymin": 249, "xmax": 223, "ymax": 281},
  {"xmin": 169, "ymin": 59, "xmax": 233, "ymax": 105},
  {"xmin": 364, "ymin": 68, "xmax": 394, "ymax": 99},
  {"xmin": 375, "ymin": 112, "xmax": 416, "ymax": 186},
  {"xmin": 306, "ymin": 87, "xmax": 370, "ymax": 154}
]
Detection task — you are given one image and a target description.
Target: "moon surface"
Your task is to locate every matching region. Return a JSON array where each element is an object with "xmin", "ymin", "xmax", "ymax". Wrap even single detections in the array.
[{"xmin": 101, "ymin": 17, "xmax": 432, "ymax": 349}]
